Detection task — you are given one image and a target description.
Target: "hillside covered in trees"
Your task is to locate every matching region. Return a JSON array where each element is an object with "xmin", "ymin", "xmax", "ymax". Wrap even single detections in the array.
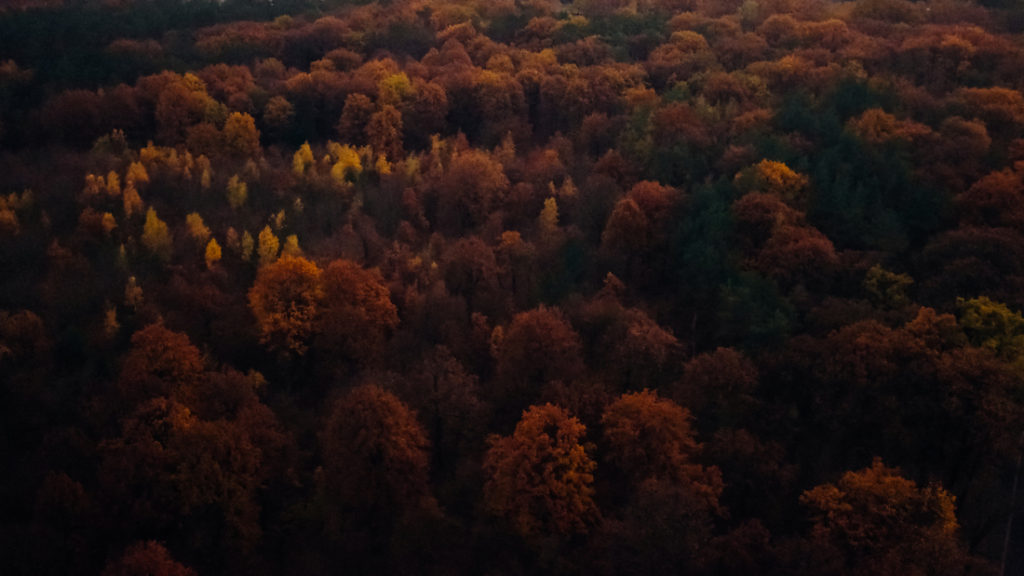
[{"xmin": 2, "ymin": 0, "xmax": 1024, "ymax": 574}]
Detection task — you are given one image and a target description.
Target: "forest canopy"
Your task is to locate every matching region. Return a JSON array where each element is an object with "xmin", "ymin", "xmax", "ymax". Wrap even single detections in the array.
[{"xmin": 2, "ymin": 0, "xmax": 1024, "ymax": 574}]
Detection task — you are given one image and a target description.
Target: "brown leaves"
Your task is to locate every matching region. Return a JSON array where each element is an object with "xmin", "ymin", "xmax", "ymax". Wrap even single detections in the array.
[
  {"xmin": 483, "ymin": 403, "xmax": 599, "ymax": 536},
  {"xmin": 321, "ymin": 384, "xmax": 433, "ymax": 514},
  {"xmin": 800, "ymin": 458, "xmax": 963, "ymax": 573}
]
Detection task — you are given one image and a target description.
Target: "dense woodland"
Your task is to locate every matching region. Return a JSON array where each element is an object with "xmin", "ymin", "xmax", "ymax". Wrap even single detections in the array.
[{"xmin": 2, "ymin": 0, "xmax": 1024, "ymax": 573}]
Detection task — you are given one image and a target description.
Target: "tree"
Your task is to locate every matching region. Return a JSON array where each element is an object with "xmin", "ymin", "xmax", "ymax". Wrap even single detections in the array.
[
  {"xmin": 185, "ymin": 213, "xmax": 210, "ymax": 247},
  {"xmin": 436, "ymin": 148, "xmax": 509, "ymax": 232},
  {"xmin": 293, "ymin": 142, "xmax": 314, "ymax": 176},
  {"xmin": 366, "ymin": 104, "xmax": 403, "ymax": 161},
  {"xmin": 141, "ymin": 207, "xmax": 172, "ymax": 261},
  {"xmin": 316, "ymin": 259, "xmax": 398, "ymax": 363},
  {"xmin": 955, "ymin": 168, "xmax": 1024, "ymax": 230},
  {"xmin": 957, "ymin": 296, "xmax": 1024, "ymax": 361},
  {"xmin": 248, "ymin": 255, "xmax": 323, "ymax": 356},
  {"xmin": 328, "ymin": 142, "xmax": 362, "ymax": 183},
  {"xmin": 222, "ymin": 112, "xmax": 260, "ymax": 158},
  {"xmin": 602, "ymin": 390, "xmax": 723, "ymax": 512},
  {"xmin": 538, "ymin": 196, "xmax": 559, "ymax": 236},
  {"xmin": 800, "ymin": 458, "xmax": 971, "ymax": 575},
  {"xmin": 337, "ymin": 93, "xmax": 374, "ymax": 145},
  {"xmin": 601, "ymin": 181, "xmax": 682, "ymax": 272},
  {"xmin": 321, "ymin": 384, "xmax": 433, "ymax": 516},
  {"xmin": 493, "ymin": 306, "xmax": 585, "ymax": 410},
  {"xmin": 676, "ymin": 347, "xmax": 759, "ymax": 431},
  {"xmin": 205, "ymin": 238, "xmax": 222, "ymax": 269},
  {"xmin": 102, "ymin": 542, "xmax": 195, "ymax": 576},
  {"xmin": 263, "ymin": 95, "xmax": 294, "ymax": 137},
  {"xmin": 257, "ymin": 225, "xmax": 279, "ymax": 267},
  {"xmin": 100, "ymin": 396, "xmax": 266, "ymax": 558},
  {"xmin": 398, "ymin": 346, "xmax": 485, "ymax": 472},
  {"xmin": 226, "ymin": 175, "xmax": 247, "ymax": 210},
  {"xmin": 118, "ymin": 323, "xmax": 204, "ymax": 405},
  {"xmin": 483, "ymin": 403, "xmax": 599, "ymax": 536}
]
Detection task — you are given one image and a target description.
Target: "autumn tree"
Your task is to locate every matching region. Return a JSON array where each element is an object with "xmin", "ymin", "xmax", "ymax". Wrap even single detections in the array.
[
  {"xmin": 602, "ymin": 390, "xmax": 723, "ymax": 511},
  {"xmin": 248, "ymin": 255, "xmax": 323, "ymax": 356},
  {"xmin": 337, "ymin": 93, "xmax": 374, "ymax": 145},
  {"xmin": 321, "ymin": 384, "xmax": 433, "ymax": 519},
  {"xmin": 101, "ymin": 542, "xmax": 195, "ymax": 576},
  {"xmin": 397, "ymin": 346, "xmax": 486, "ymax": 474},
  {"xmin": 226, "ymin": 175, "xmax": 248, "ymax": 210},
  {"xmin": 204, "ymin": 238, "xmax": 222, "ymax": 269},
  {"xmin": 221, "ymin": 111, "xmax": 260, "ymax": 158},
  {"xmin": 184, "ymin": 213, "xmax": 210, "ymax": 247},
  {"xmin": 366, "ymin": 104, "xmax": 403, "ymax": 161},
  {"xmin": 677, "ymin": 347, "xmax": 760, "ymax": 433},
  {"xmin": 800, "ymin": 458, "xmax": 972, "ymax": 576},
  {"xmin": 118, "ymin": 323, "xmax": 205, "ymax": 405},
  {"xmin": 492, "ymin": 306, "xmax": 585, "ymax": 413},
  {"xmin": 141, "ymin": 207, "xmax": 172, "ymax": 261},
  {"xmin": 483, "ymin": 403, "xmax": 599, "ymax": 536},
  {"xmin": 315, "ymin": 259, "xmax": 398, "ymax": 364},
  {"xmin": 436, "ymin": 148, "xmax": 509, "ymax": 233},
  {"xmin": 257, "ymin": 225, "xmax": 279, "ymax": 266},
  {"xmin": 735, "ymin": 159, "xmax": 810, "ymax": 207}
]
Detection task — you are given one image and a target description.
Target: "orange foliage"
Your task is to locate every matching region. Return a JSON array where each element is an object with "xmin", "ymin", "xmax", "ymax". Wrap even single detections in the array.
[
  {"xmin": 483, "ymin": 403, "xmax": 599, "ymax": 536},
  {"xmin": 248, "ymin": 255, "xmax": 323, "ymax": 356}
]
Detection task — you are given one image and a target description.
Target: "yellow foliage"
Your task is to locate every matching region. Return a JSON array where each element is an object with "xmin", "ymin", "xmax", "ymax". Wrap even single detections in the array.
[
  {"xmin": 226, "ymin": 175, "xmax": 247, "ymax": 210},
  {"xmin": 205, "ymin": 238, "xmax": 222, "ymax": 269},
  {"xmin": 101, "ymin": 212, "xmax": 117, "ymax": 235},
  {"xmin": 281, "ymin": 234, "xmax": 301, "ymax": 257},
  {"xmin": 241, "ymin": 230, "xmax": 255, "ymax": 262},
  {"xmin": 539, "ymin": 197, "xmax": 559, "ymax": 234},
  {"xmin": 141, "ymin": 207, "xmax": 172, "ymax": 261},
  {"xmin": 329, "ymin": 143, "xmax": 363, "ymax": 183},
  {"xmin": 258, "ymin": 225, "xmax": 279, "ymax": 267},
  {"xmin": 293, "ymin": 142, "xmax": 314, "ymax": 176},
  {"xmin": 106, "ymin": 171, "xmax": 121, "ymax": 197},
  {"xmin": 378, "ymin": 72, "xmax": 414, "ymax": 105},
  {"xmin": 126, "ymin": 162, "xmax": 150, "ymax": 188},
  {"xmin": 122, "ymin": 184, "xmax": 144, "ymax": 219},
  {"xmin": 222, "ymin": 111, "xmax": 261, "ymax": 158},
  {"xmin": 375, "ymin": 153, "xmax": 392, "ymax": 175},
  {"xmin": 125, "ymin": 276, "xmax": 143, "ymax": 310},
  {"xmin": 957, "ymin": 296, "xmax": 1024, "ymax": 361},
  {"xmin": 755, "ymin": 160, "xmax": 808, "ymax": 201}
]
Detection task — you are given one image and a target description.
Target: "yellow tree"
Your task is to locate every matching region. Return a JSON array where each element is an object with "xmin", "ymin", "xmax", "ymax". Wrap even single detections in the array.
[
  {"xmin": 226, "ymin": 175, "xmax": 247, "ymax": 210},
  {"xmin": 222, "ymin": 111, "xmax": 260, "ymax": 158},
  {"xmin": 141, "ymin": 207, "xmax": 172, "ymax": 261},
  {"xmin": 205, "ymin": 238, "xmax": 222, "ymax": 269},
  {"xmin": 292, "ymin": 142, "xmax": 314, "ymax": 176},
  {"xmin": 257, "ymin": 225, "xmax": 279, "ymax": 267}
]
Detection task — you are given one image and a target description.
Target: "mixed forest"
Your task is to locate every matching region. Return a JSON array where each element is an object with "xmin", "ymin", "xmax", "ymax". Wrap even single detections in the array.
[{"xmin": 3, "ymin": 0, "xmax": 1024, "ymax": 573}]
